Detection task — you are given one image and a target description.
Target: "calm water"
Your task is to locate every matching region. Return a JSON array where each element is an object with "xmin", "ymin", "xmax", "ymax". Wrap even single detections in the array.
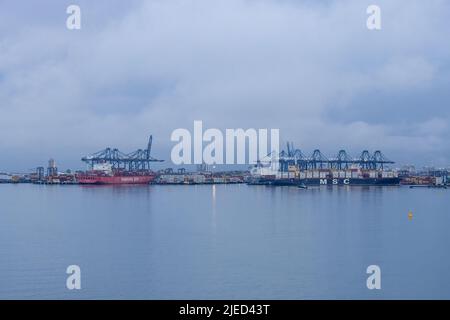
[{"xmin": 0, "ymin": 183, "xmax": 449, "ymax": 299}]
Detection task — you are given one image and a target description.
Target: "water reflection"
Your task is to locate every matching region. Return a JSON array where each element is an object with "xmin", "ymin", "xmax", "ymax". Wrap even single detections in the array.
[
  {"xmin": 0, "ymin": 184, "xmax": 449, "ymax": 299},
  {"xmin": 211, "ymin": 184, "xmax": 217, "ymax": 233}
]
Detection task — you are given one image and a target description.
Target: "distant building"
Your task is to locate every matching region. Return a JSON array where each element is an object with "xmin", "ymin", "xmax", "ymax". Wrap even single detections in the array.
[
  {"xmin": 36, "ymin": 167, "xmax": 45, "ymax": 181},
  {"xmin": 197, "ymin": 163, "xmax": 211, "ymax": 172},
  {"xmin": 0, "ymin": 173, "xmax": 12, "ymax": 183},
  {"xmin": 47, "ymin": 158, "xmax": 58, "ymax": 176}
]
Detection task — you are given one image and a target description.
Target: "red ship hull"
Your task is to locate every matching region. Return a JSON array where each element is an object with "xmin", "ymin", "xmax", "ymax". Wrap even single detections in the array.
[{"xmin": 76, "ymin": 172, "xmax": 156, "ymax": 185}]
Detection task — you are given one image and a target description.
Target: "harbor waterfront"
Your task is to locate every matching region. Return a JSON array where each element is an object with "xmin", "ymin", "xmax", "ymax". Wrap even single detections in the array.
[
  {"xmin": 1, "ymin": 138, "xmax": 448, "ymax": 187},
  {"xmin": 0, "ymin": 183, "xmax": 449, "ymax": 299},
  {"xmin": 1, "ymin": 135, "xmax": 448, "ymax": 187}
]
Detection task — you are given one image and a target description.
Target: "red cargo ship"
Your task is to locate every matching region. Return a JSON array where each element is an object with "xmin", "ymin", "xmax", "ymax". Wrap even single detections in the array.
[
  {"xmin": 76, "ymin": 164, "xmax": 156, "ymax": 185},
  {"xmin": 78, "ymin": 135, "xmax": 162, "ymax": 185},
  {"xmin": 77, "ymin": 172, "xmax": 156, "ymax": 185}
]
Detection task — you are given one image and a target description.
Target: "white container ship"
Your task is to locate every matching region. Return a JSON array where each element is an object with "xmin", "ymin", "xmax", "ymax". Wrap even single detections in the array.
[{"xmin": 248, "ymin": 164, "xmax": 400, "ymax": 186}]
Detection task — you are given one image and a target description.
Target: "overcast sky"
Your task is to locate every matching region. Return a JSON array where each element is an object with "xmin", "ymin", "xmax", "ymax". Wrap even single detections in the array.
[{"xmin": 1, "ymin": 0, "xmax": 449, "ymax": 171}]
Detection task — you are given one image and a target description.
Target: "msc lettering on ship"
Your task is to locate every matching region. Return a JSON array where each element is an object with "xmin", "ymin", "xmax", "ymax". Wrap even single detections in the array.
[{"xmin": 320, "ymin": 179, "xmax": 350, "ymax": 185}]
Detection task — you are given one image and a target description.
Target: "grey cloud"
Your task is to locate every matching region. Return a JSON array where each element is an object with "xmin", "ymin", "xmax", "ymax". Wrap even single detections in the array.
[{"xmin": 0, "ymin": 0, "xmax": 449, "ymax": 170}]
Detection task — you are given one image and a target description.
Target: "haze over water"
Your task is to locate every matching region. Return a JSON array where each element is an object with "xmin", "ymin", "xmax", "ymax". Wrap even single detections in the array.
[{"xmin": 0, "ymin": 184, "xmax": 449, "ymax": 299}]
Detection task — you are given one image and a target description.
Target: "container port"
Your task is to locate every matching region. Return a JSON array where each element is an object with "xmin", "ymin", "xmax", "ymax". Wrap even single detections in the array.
[
  {"xmin": 1, "ymin": 137, "xmax": 449, "ymax": 188},
  {"xmin": 248, "ymin": 142, "xmax": 449, "ymax": 187}
]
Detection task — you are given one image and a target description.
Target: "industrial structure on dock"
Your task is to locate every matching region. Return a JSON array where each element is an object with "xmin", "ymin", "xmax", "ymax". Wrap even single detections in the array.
[
  {"xmin": 76, "ymin": 135, "xmax": 163, "ymax": 184},
  {"xmin": 1, "ymin": 136, "xmax": 448, "ymax": 187},
  {"xmin": 250, "ymin": 143, "xmax": 401, "ymax": 186},
  {"xmin": 246, "ymin": 143, "xmax": 447, "ymax": 187},
  {"xmin": 269, "ymin": 143, "xmax": 395, "ymax": 171},
  {"xmin": 81, "ymin": 135, "xmax": 163, "ymax": 171}
]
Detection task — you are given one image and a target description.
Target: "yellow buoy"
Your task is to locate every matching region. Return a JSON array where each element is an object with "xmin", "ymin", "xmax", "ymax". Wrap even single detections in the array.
[{"xmin": 408, "ymin": 211, "xmax": 413, "ymax": 220}]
